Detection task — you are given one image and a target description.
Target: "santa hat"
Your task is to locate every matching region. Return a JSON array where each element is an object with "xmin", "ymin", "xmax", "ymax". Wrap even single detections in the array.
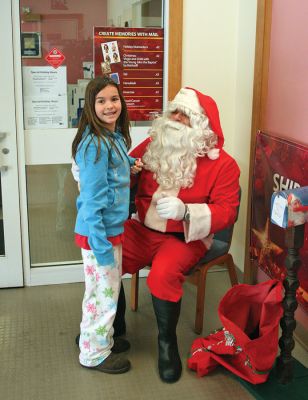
[{"xmin": 168, "ymin": 87, "xmax": 224, "ymax": 160}]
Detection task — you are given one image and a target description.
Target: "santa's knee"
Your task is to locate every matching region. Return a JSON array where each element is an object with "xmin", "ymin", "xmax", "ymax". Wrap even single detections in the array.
[{"xmin": 147, "ymin": 266, "xmax": 183, "ymax": 301}]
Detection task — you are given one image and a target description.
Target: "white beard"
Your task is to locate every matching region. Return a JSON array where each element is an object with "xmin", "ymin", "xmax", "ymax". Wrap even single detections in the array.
[{"xmin": 142, "ymin": 117, "xmax": 217, "ymax": 189}]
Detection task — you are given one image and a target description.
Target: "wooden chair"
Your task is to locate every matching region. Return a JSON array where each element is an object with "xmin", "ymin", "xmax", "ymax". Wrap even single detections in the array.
[{"xmin": 130, "ymin": 193, "xmax": 241, "ymax": 335}]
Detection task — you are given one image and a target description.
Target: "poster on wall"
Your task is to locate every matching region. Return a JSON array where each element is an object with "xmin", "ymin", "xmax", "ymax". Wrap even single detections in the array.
[
  {"xmin": 22, "ymin": 66, "xmax": 68, "ymax": 129},
  {"xmin": 250, "ymin": 131, "xmax": 308, "ymax": 317},
  {"xmin": 94, "ymin": 27, "xmax": 164, "ymax": 121}
]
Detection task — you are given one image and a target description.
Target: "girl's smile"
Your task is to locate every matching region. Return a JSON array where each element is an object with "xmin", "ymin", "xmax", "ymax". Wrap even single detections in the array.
[{"xmin": 95, "ymin": 84, "xmax": 122, "ymax": 132}]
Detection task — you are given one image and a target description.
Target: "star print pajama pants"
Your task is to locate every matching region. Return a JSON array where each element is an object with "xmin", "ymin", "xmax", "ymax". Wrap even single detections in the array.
[{"xmin": 79, "ymin": 245, "xmax": 122, "ymax": 367}]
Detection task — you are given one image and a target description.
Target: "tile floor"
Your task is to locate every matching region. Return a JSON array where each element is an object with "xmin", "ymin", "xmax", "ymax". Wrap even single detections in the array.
[{"xmin": 0, "ymin": 271, "xmax": 307, "ymax": 400}]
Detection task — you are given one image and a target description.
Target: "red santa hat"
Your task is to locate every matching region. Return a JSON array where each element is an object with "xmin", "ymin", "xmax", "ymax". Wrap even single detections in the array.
[{"xmin": 168, "ymin": 87, "xmax": 224, "ymax": 160}]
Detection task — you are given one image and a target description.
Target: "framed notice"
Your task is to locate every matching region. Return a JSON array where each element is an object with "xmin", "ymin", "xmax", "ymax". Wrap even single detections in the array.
[
  {"xmin": 22, "ymin": 66, "xmax": 68, "ymax": 129},
  {"xmin": 21, "ymin": 32, "xmax": 42, "ymax": 58},
  {"xmin": 94, "ymin": 27, "xmax": 164, "ymax": 121}
]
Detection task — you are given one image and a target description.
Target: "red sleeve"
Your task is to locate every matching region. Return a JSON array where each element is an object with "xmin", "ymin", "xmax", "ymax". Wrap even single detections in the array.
[
  {"xmin": 207, "ymin": 155, "xmax": 240, "ymax": 234},
  {"xmin": 129, "ymin": 137, "xmax": 151, "ymax": 158}
]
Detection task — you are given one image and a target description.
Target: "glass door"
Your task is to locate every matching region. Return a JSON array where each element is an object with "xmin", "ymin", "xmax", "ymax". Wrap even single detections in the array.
[
  {"xmin": 0, "ymin": 0, "xmax": 23, "ymax": 287},
  {"xmin": 14, "ymin": 0, "xmax": 165, "ymax": 285}
]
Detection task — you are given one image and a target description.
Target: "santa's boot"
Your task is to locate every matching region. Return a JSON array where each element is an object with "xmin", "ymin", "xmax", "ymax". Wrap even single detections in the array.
[
  {"xmin": 113, "ymin": 281, "xmax": 127, "ymax": 337},
  {"xmin": 152, "ymin": 295, "xmax": 182, "ymax": 383}
]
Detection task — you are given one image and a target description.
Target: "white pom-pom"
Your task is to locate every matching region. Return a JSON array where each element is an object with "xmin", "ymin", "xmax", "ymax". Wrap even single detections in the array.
[{"xmin": 208, "ymin": 148, "xmax": 220, "ymax": 160}]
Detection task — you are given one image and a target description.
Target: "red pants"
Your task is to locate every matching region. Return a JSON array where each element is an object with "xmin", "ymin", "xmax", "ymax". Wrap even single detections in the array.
[{"xmin": 122, "ymin": 219, "xmax": 207, "ymax": 302}]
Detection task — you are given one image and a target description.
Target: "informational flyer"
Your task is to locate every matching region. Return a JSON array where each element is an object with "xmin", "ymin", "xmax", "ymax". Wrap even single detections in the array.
[
  {"xmin": 22, "ymin": 66, "xmax": 68, "ymax": 129},
  {"xmin": 94, "ymin": 27, "xmax": 164, "ymax": 121}
]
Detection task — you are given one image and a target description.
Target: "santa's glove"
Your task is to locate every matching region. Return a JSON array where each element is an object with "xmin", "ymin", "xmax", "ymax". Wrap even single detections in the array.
[{"xmin": 156, "ymin": 196, "xmax": 185, "ymax": 220}]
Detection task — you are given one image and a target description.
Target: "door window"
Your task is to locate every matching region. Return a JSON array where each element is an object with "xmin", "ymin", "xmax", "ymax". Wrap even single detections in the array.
[{"xmin": 19, "ymin": 0, "xmax": 163, "ymax": 267}]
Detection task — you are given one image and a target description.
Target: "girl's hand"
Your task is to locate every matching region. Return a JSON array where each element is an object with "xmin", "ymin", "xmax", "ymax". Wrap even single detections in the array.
[{"xmin": 131, "ymin": 158, "xmax": 144, "ymax": 175}]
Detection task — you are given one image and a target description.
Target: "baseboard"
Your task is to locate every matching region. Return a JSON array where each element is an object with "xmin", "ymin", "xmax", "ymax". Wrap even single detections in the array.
[
  {"xmin": 29, "ymin": 265, "xmax": 149, "ymax": 286},
  {"xmin": 235, "ymin": 265, "xmax": 244, "ymax": 282}
]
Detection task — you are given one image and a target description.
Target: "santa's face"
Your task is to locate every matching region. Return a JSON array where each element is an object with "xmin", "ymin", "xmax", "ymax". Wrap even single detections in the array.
[
  {"xmin": 169, "ymin": 109, "xmax": 191, "ymax": 127},
  {"xmin": 142, "ymin": 115, "xmax": 216, "ymax": 189}
]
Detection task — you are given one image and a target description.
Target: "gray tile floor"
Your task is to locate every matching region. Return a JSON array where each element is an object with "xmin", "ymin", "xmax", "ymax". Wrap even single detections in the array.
[{"xmin": 0, "ymin": 271, "xmax": 307, "ymax": 400}]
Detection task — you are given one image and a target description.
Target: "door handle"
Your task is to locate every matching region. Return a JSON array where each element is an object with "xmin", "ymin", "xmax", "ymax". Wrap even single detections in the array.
[{"xmin": 0, "ymin": 143, "xmax": 9, "ymax": 171}]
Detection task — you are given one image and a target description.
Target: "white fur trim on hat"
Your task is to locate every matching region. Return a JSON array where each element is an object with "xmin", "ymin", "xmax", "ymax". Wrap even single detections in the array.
[
  {"xmin": 168, "ymin": 88, "xmax": 221, "ymax": 160},
  {"xmin": 207, "ymin": 148, "xmax": 220, "ymax": 160},
  {"xmin": 170, "ymin": 88, "xmax": 204, "ymax": 116}
]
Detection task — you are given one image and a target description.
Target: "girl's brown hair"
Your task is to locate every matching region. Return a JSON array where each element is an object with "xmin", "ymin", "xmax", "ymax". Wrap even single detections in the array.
[{"xmin": 72, "ymin": 76, "xmax": 131, "ymax": 162}]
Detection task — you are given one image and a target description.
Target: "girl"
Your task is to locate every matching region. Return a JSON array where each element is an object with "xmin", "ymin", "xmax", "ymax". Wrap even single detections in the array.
[{"xmin": 72, "ymin": 76, "xmax": 138, "ymax": 374}]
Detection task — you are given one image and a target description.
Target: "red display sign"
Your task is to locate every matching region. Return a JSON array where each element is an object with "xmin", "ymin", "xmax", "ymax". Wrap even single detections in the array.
[
  {"xmin": 94, "ymin": 27, "xmax": 164, "ymax": 121},
  {"xmin": 251, "ymin": 131, "xmax": 308, "ymax": 316},
  {"xmin": 45, "ymin": 48, "xmax": 66, "ymax": 69}
]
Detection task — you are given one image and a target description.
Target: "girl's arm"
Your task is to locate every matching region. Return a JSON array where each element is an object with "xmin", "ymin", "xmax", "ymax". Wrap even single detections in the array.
[{"xmin": 78, "ymin": 141, "xmax": 114, "ymax": 267}]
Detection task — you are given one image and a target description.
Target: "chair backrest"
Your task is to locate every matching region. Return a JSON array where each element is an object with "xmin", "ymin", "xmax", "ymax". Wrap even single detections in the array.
[
  {"xmin": 199, "ymin": 188, "xmax": 241, "ymax": 264},
  {"xmin": 215, "ymin": 187, "xmax": 241, "ymax": 244},
  {"xmin": 213, "ymin": 226, "xmax": 235, "ymax": 252},
  {"xmin": 215, "ymin": 186, "xmax": 241, "ymax": 244}
]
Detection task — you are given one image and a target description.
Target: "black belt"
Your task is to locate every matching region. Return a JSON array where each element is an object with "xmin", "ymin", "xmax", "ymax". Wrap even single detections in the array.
[{"xmin": 143, "ymin": 224, "xmax": 185, "ymax": 241}]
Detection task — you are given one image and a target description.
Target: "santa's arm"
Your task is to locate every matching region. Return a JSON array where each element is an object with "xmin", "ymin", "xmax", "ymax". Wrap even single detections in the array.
[
  {"xmin": 184, "ymin": 158, "xmax": 240, "ymax": 242},
  {"xmin": 129, "ymin": 137, "xmax": 151, "ymax": 158},
  {"xmin": 129, "ymin": 137, "xmax": 151, "ymax": 187}
]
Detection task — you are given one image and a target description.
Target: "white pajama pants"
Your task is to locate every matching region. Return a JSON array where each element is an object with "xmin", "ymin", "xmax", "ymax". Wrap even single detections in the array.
[{"xmin": 79, "ymin": 244, "xmax": 122, "ymax": 367}]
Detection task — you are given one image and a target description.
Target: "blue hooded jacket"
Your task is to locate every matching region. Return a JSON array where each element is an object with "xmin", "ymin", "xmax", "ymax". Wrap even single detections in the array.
[{"xmin": 74, "ymin": 127, "xmax": 135, "ymax": 266}]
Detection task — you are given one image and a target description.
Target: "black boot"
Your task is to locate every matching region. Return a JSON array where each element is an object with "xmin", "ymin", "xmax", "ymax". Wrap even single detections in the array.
[
  {"xmin": 113, "ymin": 281, "xmax": 126, "ymax": 337},
  {"xmin": 152, "ymin": 295, "xmax": 182, "ymax": 383}
]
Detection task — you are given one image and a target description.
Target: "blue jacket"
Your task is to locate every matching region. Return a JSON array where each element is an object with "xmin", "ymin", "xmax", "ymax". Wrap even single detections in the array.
[{"xmin": 75, "ymin": 127, "xmax": 135, "ymax": 266}]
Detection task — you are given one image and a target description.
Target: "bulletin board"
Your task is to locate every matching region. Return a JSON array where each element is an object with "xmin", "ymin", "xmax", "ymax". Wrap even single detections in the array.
[{"xmin": 94, "ymin": 27, "xmax": 164, "ymax": 121}]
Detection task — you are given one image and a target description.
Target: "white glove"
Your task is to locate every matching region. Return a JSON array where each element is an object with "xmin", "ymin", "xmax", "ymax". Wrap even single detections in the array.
[{"xmin": 156, "ymin": 196, "xmax": 185, "ymax": 220}]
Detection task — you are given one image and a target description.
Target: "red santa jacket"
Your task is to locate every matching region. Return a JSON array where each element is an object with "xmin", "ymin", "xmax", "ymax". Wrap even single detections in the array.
[{"xmin": 129, "ymin": 138, "xmax": 240, "ymax": 245}]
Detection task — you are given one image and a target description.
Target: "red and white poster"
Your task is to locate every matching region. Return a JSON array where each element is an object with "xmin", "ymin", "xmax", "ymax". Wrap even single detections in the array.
[
  {"xmin": 250, "ymin": 131, "xmax": 308, "ymax": 320},
  {"xmin": 94, "ymin": 27, "xmax": 164, "ymax": 121},
  {"xmin": 45, "ymin": 47, "xmax": 65, "ymax": 69}
]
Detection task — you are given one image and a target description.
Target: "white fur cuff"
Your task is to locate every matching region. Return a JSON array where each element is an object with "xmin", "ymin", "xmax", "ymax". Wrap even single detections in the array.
[{"xmin": 183, "ymin": 203, "xmax": 212, "ymax": 242}]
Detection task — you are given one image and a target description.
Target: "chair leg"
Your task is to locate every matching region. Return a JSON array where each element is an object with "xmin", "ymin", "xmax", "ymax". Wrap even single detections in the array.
[
  {"xmin": 226, "ymin": 254, "xmax": 238, "ymax": 286},
  {"xmin": 194, "ymin": 267, "xmax": 208, "ymax": 334},
  {"xmin": 130, "ymin": 271, "xmax": 139, "ymax": 311}
]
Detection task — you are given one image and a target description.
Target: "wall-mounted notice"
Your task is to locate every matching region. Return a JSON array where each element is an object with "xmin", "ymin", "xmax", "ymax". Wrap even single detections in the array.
[
  {"xmin": 94, "ymin": 27, "xmax": 164, "ymax": 121},
  {"xmin": 22, "ymin": 66, "xmax": 68, "ymax": 129}
]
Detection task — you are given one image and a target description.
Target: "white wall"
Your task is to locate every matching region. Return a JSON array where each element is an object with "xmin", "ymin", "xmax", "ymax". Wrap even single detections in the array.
[
  {"xmin": 182, "ymin": 0, "xmax": 257, "ymax": 272},
  {"xmin": 231, "ymin": 0, "xmax": 257, "ymax": 271}
]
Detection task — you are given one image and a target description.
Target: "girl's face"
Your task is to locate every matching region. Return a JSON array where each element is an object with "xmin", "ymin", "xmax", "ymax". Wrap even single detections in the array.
[{"xmin": 95, "ymin": 85, "xmax": 122, "ymax": 132}]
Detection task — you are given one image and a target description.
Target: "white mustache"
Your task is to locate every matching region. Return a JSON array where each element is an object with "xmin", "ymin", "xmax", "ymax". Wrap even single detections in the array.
[{"xmin": 163, "ymin": 120, "xmax": 186, "ymax": 131}]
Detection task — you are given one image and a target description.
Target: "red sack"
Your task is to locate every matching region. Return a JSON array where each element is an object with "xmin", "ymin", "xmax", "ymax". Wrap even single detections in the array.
[{"xmin": 188, "ymin": 279, "xmax": 284, "ymax": 384}]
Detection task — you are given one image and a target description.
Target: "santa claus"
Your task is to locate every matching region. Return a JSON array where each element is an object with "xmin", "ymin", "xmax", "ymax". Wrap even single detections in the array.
[{"xmin": 118, "ymin": 87, "xmax": 240, "ymax": 383}]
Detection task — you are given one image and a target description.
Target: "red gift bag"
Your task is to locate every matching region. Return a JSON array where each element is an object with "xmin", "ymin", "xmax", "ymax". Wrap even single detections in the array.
[{"xmin": 188, "ymin": 279, "xmax": 284, "ymax": 384}]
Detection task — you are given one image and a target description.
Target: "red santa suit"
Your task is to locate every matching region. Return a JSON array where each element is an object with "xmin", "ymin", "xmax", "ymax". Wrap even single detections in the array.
[{"xmin": 122, "ymin": 88, "xmax": 240, "ymax": 302}]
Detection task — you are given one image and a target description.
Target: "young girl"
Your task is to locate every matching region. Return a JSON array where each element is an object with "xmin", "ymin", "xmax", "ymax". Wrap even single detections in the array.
[{"xmin": 72, "ymin": 76, "xmax": 138, "ymax": 374}]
